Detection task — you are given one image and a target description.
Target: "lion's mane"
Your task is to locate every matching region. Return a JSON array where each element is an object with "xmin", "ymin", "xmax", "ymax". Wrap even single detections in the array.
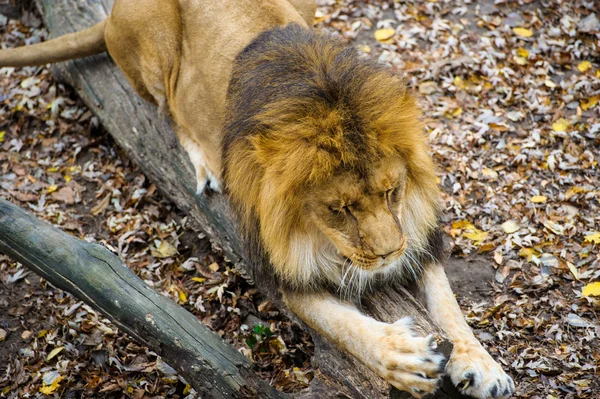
[{"xmin": 223, "ymin": 24, "xmax": 444, "ymax": 294}]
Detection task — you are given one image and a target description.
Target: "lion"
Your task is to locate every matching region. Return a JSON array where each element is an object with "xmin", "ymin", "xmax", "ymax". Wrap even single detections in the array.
[{"xmin": 0, "ymin": 1, "xmax": 515, "ymax": 398}]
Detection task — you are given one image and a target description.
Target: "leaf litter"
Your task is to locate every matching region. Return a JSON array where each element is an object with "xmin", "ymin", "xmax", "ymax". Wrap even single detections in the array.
[{"xmin": 1, "ymin": 0, "xmax": 600, "ymax": 397}]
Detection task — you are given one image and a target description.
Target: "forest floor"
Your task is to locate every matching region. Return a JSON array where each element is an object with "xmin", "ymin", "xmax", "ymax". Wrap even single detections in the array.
[{"xmin": 1, "ymin": 1, "xmax": 599, "ymax": 398}]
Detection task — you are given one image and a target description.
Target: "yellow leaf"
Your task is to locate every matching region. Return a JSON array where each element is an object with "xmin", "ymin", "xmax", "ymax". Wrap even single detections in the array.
[
  {"xmin": 519, "ymin": 247, "xmax": 541, "ymax": 262},
  {"xmin": 46, "ymin": 346, "xmax": 64, "ymax": 361},
  {"xmin": 64, "ymin": 175, "xmax": 72, "ymax": 183},
  {"xmin": 47, "ymin": 167, "xmax": 58, "ymax": 173},
  {"xmin": 452, "ymin": 220, "xmax": 475, "ymax": 230},
  {"xmin": 517, "ymin": 47, "xmax": 529, "ymax": 58},
  {"xmin": 38, "ymin": 329, "xmax": 48, "ymax": 338},
  {"xmin": 582, "ymin": 282, "xmax": 600, "ymax": 297},
  {"xmin": 544, "ymin": 79, "xmax": 557, "ymax": 88},
  {"xmin": 501, "ymin": 220, "xmax": 520, "ymax": 234},
  {"xmin": 47, "ymin": 185, "xmax": 58, "ymax": 194},
  {"xmin": 183, "ymin": 384, "xmax": 192, "ymax": 395},
  {"xmin": 577, "ymin": 60, "xmax": 592, "ymax": 73},
  {"xmin": 581, "ymin": 95, "xmax": 600, "ymax": 111},
  {"xmin": 565, "ymin": 186, "xmax": 586, "ymax": 199},
  {"xmin": 178, "ymin": 289, "xmax": 187, "ymax": 303},
  {"xmin": 151, "ymin": 241, "xmax": 178, "ymax": 258},
  {"xmin": 39, "ymin": 376, "xmax": 64, "ymax": 395},
  {"xmin": 463, "ymin": 230, "xmax": 488, "ymax": 244},
  {"xmin": 531, "ymin": 195, "xmax": 547, "ymax": 203},
  {"xmin": 0, "ymin": 131, "xmax": 5, "ymax": 142},
  {"xmin": 454, "ymin": 76, "xmax": 466, "ymax": 89},
  {"xmin": 191, "ymin": 277, "xmax": 206, "ymax": 283},
  {"xmin": 374, "ymin": 28, "xmax": 396, "ymax": 42},
  {"xmin": 552, "ymin": 118, "xmax": 569, "ymax": 132},
  {"xmin": 584, "ymin": 232, "xmax": 600, "ymax": 244},
  {"xmin": 513, "ymin": 27, "xmax": 533, "ymax": 37}
]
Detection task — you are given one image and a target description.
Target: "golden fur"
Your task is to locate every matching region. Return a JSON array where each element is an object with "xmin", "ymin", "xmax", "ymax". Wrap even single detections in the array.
[
  {"xmin": 224, "ymin": 25, "xmax": 442, "ymax": 293},
  {"xmin": 1, "ymin": 6, "xmax": 515, "ymax": 397}
]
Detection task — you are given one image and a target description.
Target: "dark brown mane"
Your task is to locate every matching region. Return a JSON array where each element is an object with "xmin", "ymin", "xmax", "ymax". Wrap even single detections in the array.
[{"xmin": 223, "ymin": 23, "xmax": 442, "ymax": 293}]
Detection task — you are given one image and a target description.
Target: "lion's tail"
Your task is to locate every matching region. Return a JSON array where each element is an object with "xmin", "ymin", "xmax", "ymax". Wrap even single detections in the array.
[{"xmin": 0, "ymin": 20, "xmax": 107, "ymax": 67}]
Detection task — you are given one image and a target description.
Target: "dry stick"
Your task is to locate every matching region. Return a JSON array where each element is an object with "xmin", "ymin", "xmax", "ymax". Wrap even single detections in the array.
[
  {"xmin": 0, "ymin": 199, "xmax": 285, "ymax": 399},
  {"xmin": 27, "ymin": 1, "xmax": 474, "ymax": 397}
]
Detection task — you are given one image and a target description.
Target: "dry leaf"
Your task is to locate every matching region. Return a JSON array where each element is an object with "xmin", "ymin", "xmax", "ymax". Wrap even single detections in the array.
[
  {"xmin": 531, "ymin": 195, "xmax": 547, "ymax": 203},
  {"xmin": 209, "ymin": 262, "xmax": 220, "ymax": 272},
  {"xmin": 513, "ymin": 27, "xmax": 533, "ymax": 37},
  {"xmin": 517, "ymin": 47, "xmax": 529, "ymax": 58},
  {"xmin": 544, "ymin": 220, "xmax": 564, "ymax": 235},
  {"xmin": 519, "ymin": 247, "xmax": 541, "ymax": 261},
  {"xmin": 191, "ymin": 277, "xmax": 206, "ymax": 283},
  {"xmin": 151, "ymin": 241, "xmax": 178, "ymax": 258},
  {"xmin": 51, "ymin": 186, "xmax": 75, "ymax": 204},
  {"xmin": 46, "ymin": 346, "xmax": 64, "ymax": 361},
  {"xmin": 418, "ymin": 81, "xmax": 438, "ymax": 94},
  {"xmin": 39, "ymin": 376, "xmax": 65, "ymax": 395},
  {"xmin": 463, "ymin": 229, "xmax": 488, "ymax": 244},
  {"xmin": 178, "ymin": 289, "xmax": 187, "ymax": 303},
  {"xmin": 91, "ymin": 193, "xmax": 111, "ymax": 216},
  {"xmin": 581, "ymin": 95, "xmax": 600, "ymax": 111},
  {"xmin": 494, "ymin": 251, "xmax": 503, "ymax": 265},
  {"xmin": 582, "ymin": 282, "xmax": 600, "ymax": 297},
  {"xmin": 452, "ymin": 220, "xmax": 475, "ymax": 229},
  {"xmin": 577, "ymin": 60, "xmax": 592, "ymax": 73},
  {"xmin": 502, "ymin": 220, "xmax": 520, "ymax": 234},
  {"xmin": 584, "ymin": 232, "xmax": 600, "ymax": 244},
  {"xmin": 552, "ymin": 118, "xmax": 569, "ymax": 132},
  {"xmin": 374, "ymin": 28, "xmax": 396, "ymax": 42},
  {"xmin": 567, "ymin": 262, "xmax": 580, "ymax": 280}
]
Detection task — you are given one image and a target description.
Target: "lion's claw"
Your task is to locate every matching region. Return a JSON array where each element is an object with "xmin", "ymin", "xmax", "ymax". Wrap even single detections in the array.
[{"xmin": 447, "ymin": 342, "xmax": 515, "ymax": 399}]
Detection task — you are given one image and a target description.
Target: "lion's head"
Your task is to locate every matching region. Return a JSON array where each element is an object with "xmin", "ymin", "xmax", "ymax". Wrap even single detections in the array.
[{"xmin": 224, "ymin": 24, "xmax": 443, "ymax": 293}]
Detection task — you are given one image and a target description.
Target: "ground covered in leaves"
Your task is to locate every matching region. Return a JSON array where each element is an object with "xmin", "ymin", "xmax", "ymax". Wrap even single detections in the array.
[{"xmin": 1, "ymin": 1, "xmax": 599, "ymax": 398}]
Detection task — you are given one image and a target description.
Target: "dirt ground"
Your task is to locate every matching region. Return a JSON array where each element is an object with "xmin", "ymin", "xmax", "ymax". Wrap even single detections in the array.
[{"xmin": 1, "ymin": 0, "xmax": 599, "ymax": 398}]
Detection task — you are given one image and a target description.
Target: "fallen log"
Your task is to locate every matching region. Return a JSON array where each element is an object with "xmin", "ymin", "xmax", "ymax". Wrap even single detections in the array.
[
  {"xmin": 0, "ymin": 199, "xmax": 284, "ymax": 399},
  {"xmin": 3, "ymin": 0, "xmax": 474, "ymax": 397}
]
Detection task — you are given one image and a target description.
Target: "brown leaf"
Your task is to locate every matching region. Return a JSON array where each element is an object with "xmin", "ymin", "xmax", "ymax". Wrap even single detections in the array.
[{"xmin": 51, "ymin": 186, "xmax": 75, "ymax": 204}]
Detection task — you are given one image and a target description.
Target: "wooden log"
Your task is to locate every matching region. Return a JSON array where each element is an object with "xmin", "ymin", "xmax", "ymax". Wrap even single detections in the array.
[
  {"xmin": 20, "ymin": 1, "xmax": 473, "ymax": 397},
  {"xmin": 0, "ymin": 199, "xmax": 285, "ymax": 398}
]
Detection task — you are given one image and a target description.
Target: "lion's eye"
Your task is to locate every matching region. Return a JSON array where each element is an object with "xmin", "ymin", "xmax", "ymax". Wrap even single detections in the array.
[
  {"xmin": 386, "ymin": 187, "xmax": 401, "ymax": 201},
  {"xmin": 328, "ymin": 205, "xmax": 341, "ymax": 214},
  {"xmin": 328, "ymin": 204, "xmax": 351, "ymax": 215}
]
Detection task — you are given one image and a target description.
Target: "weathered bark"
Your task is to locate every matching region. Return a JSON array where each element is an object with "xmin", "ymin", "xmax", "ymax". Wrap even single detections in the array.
[
  {"xmin": 0, "ymin": 199, "xmax": 285, "ymax": 399},
  {"xmin": 14, "ymin": 1, "xmax": 475, "ymax": 397}
]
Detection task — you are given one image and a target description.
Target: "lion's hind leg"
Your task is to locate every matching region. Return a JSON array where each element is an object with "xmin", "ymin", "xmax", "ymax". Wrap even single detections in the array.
[{"xmin": 179, "ymin": 136, "xmax": 221, "ymax": 194}]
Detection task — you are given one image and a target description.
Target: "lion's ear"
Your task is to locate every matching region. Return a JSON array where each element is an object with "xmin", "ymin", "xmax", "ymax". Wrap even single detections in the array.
[{"xmin": 249, "ymin": 132, "xmax": 338, "ymax": 194}]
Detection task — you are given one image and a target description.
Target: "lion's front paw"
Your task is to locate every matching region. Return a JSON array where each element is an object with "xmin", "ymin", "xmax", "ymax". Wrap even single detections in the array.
[
  {"xmin": 446, "ymin": 342, "xmax": 515, "ymax": 399},
  {"xmin": 367, "ymin": 318, "xmax": 446, "ymax": 398}
]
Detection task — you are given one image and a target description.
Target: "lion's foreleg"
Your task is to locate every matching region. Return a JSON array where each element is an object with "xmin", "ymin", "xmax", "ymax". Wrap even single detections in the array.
[
  {"xmin": 416, "ymin": 264, "xmax": 515, "ymax": 399},
  {"xmin": 283, "ymin": 290, "xmax": 445, "ymax": 398}
]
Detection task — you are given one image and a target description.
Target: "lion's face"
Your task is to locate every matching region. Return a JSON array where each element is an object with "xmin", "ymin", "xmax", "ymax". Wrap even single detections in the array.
[{"xmin": 305, "ymin": 158, "xmax": 409, "ymax": 271}]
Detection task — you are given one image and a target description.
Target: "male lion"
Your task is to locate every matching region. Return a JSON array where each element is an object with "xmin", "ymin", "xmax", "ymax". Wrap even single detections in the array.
[{"xmin": 0, "ymin": 1, "xmax": 515, "ymax": 397}]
